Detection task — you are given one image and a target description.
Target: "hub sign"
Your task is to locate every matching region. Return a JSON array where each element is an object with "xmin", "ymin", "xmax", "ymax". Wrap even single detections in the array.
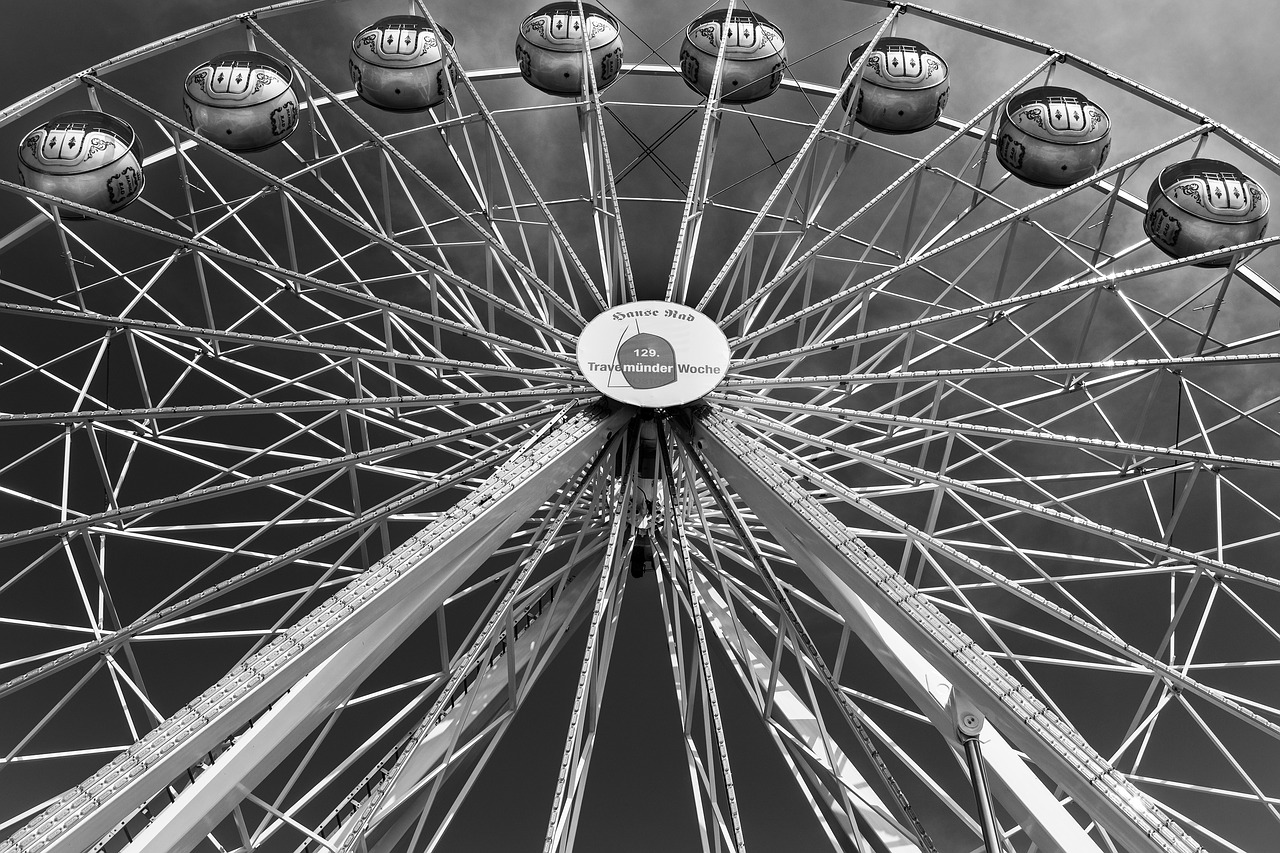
[{"xmin": 576, "ymin": 301, "xmax": 730, "ymax": 408}]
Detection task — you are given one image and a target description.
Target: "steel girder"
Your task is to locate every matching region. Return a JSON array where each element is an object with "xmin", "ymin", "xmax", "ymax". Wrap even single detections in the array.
[
  {"xmin": 685, "ymin": 560, "xmax": 926, "ymax": 853},
  {"xmin": 3, "ymin": 403, "xmax": 628, "ymax": 853},
  {"xmin": 682, "ymin": 404, "xmax": 1196, "ymax": 853},
  {"xmin": 359, "ymin": 562, "xmax": 603, "ymax": 853}
]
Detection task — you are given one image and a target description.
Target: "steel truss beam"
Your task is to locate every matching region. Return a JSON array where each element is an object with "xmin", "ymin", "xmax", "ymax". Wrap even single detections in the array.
[
  {"xmin": 328, "ymin": 435, "xmax": 619, "ymax": 853},
  {"xmin": 682, "ymin": 404, "xmax": 1201, "ymax": 853},
  {"xmin": 542, "ymin": 501, "xmax": 629, "ymax": 853},
  {"xmin": 1, "ymin": 403, "xmax": 628, "ymax": 853},
  {"xmin": 671, "ymin": 430, "xmax": 942, "ymax": 852},
  {"xmin": 657, "ymin": 425, "xmax": 923, "ymax": 853},
  {"xmin": 652, "ymin": 529, "xmax": 746, "ymax": 852},
  {"xmin": 683, "ymin": 551, "xmax": 925, "ymax": 853},
  {"xmin": 361, "ymin": 562, "xmax": 602, "ymax": 853}
]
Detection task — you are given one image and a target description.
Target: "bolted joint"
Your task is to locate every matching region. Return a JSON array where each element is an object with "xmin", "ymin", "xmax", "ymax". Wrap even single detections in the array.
[{"xmin": 949, "ymin": 691, "xmax": 986, "ymax": 741}]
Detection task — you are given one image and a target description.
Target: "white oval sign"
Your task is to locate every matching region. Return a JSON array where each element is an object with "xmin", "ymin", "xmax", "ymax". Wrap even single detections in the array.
[{"xmin": 577, "ymin": 301, "xmax": 730, "ymax": 408}]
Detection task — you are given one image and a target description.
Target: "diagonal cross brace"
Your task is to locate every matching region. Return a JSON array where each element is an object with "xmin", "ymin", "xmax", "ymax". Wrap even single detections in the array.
[
  {"xmin": 2, "ymin": 403, "xmax": 628, "ymax": 853},
  {"xmin": 683, "ymin": 404, "xmax": 1203, "ymax": 853}
]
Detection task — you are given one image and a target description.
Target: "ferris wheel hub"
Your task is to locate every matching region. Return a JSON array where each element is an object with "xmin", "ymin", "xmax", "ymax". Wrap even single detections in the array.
[{"xmin": 576, "ymin": 301, "xmax": 729, "ymax": 408}]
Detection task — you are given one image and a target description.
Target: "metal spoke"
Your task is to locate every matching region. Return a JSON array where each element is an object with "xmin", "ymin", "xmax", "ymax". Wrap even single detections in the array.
[{"xmin": 665, "ymin": 2, "xmax": 737, "ymax": 304}]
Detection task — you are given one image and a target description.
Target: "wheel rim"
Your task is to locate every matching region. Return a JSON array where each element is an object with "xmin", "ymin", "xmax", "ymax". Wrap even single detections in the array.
[{"xmin": 1, "ymin": 3, "xmax": 1279, "ymax": 852}]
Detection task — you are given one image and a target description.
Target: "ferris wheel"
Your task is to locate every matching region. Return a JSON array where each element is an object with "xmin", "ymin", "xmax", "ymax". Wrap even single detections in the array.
[{"xmin": 1, "ymin": 1, "xmax": 1279, "ymax": 851}]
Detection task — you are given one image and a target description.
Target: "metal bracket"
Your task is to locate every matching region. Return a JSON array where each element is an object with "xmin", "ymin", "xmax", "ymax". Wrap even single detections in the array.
[{"xmin": 949, "ymin": 694, "xmax": 1002, "ymax": 853}]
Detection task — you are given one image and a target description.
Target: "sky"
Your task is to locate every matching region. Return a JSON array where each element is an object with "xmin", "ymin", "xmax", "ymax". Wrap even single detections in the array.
[{"xmin": 1, "ymin": 1, "xmax": 1279, "ymax": 851}]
